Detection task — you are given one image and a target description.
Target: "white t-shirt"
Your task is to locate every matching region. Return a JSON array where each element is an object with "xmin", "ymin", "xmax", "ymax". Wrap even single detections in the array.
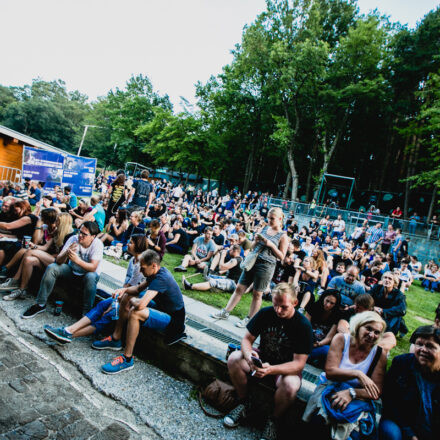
[
  {"xmin": 61, "ymin": 235, "xmax": 103, "ymax": 276},
  {"xmin": 333, "ymin": 219, "xmax": 345, "ymax": 232},
  {"xmin": 399, "ymin": 268, "xmax": 413, "ymax": 283}
]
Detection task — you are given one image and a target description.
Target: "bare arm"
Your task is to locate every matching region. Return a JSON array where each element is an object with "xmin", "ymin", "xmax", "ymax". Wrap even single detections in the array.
[{"xmin": 0, "ymin": 216, "xmax": 31, "ymax": 231}]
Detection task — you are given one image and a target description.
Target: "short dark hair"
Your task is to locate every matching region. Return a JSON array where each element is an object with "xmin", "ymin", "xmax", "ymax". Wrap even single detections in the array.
[
  {"xmin": 140, "ymin": 249, "xmax": 161, "ymax": 266},
  {"xmin": 204, "ymin": 226, "xmax": 213, "ymax": 233},
  {"xmin": 141, "ymin": 170, "xmax": 150, "ymax": 179},
  {"xmin": 80, "ymin": 221, "xmax": 100, "ymax": 236},
  {"xmin": 150, "ymin": 219, "xmax": 160, "ymax": 229},
  {"xmin": 64, "ymin": 186, "xmax": 71, "ymax": 193},
  {"xmin": 354, "ymin": 293, "xmax": 374, "ymax": 310},
  {"xmin": 129, "ymin": 234, "xmax": 147, "ymax": 254},
  {"xmin": 292, "ymin": 239, "xmax": 300, "ymax": 248},
  {"xmin": 41, "ymin": 208, "xmax": 58, "ymax": 226}
]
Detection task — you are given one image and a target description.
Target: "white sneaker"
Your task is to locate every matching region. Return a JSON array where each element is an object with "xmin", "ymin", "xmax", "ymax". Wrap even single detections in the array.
[
  {"xmin": 0, "ymin": 278, "xmax": 19, "ymax": 291},
  {"xmin": 3, "ymin": 288, "xmax": 27, "ymax": 301},
  {"xmin": 235, "ymin": 317, "xmax": 250, "ymax": 328},
  {"xmin": 211, "ymin": 308, "xmax": 230, "ymax": 320}
]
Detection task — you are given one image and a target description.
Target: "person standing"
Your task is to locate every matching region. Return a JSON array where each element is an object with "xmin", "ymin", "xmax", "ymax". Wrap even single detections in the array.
[
  {"xmin": 127, "ymin": 170, "xmax": 154, "ymax": 217},
  {"xmin": 211, "ymin": 207, "xmax": 288, "ymax": 328}
]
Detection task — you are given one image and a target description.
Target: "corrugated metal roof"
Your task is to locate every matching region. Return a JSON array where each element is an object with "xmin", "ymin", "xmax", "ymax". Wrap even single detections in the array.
[{"xmin": 0, "ymin": 125, "xmax": 71, "ymax": 156}]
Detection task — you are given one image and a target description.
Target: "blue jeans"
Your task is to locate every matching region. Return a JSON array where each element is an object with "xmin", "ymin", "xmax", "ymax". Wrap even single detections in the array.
[
  {"xmin": 340, "ymin": 294, "xmax": 354, "ymax": 307},
  {"xmin": 379, "ymin": 419, "xmax": 402, "ymax": 440},
  {"xmin": 422, "ymin": 279, "xmax": 439, "ymax": 291},
  {"xmin": 36, "ymin": 263, "xmax": 99, "ymax": 315},
  {"xmin": 308, "ymin": 344, "xmax": 330, "ymax": 368}
]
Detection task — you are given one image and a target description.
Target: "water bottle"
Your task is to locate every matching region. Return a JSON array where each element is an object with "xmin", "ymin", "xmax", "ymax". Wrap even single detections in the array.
[{"xmin": 112, "ymin": 299, "xmax": 119, "ymax": 321}]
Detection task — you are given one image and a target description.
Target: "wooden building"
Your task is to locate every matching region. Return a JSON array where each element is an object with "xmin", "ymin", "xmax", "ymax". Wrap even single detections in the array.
[{"xmin": 0, "ymin": 125, "xmax": 67, "ymax": 182}]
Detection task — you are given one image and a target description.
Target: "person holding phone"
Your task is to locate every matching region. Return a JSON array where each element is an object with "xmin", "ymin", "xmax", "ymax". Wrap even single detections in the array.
[
  {"xmin": 211, "ymin": 207, "xmax": 289, "ymax": 328},
  {"xmin": 223, "ymin": 283, "xmax": 313, "ymax": 439}
]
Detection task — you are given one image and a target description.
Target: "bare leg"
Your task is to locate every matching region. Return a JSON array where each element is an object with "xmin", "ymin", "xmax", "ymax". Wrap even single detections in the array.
[
  {"xmin": 298, "ymin": 291, "xmax": 311, "ymax": 309},
  {"xmin": 0, "ymin": 250, "xmax": 5, "ymax": 266},
  {"xmin": 66, "ymin": 316, "xmax": 93, "ymax": 334},
  {"xmin": 124, "ymin": 308, "xmax": 150, "ymax": 358},
  {"xmin": 5, "ymin": 248, "xmax": 26, "ymax": 270},
  {"xmin": 273, "ymin": 375, "xmax": 301, "ymax": 418},
  {"xmin": 248, "ymin": 290, "xmax": 263, "ymax": 318},
  {"xmin": 112, "ymin": 294, "xmax": 131, "ymax": 340},
  {"xmin": 210, "ymin": 253, "xmax": 221, "ymax": 271},
  {"xmin": 181, "ymin": 255, "xmax": 193, "ymax": 268},
  {"xmin": 379, "ymin": 332, "xmax": 397, "ymax": 353},
  {"xmin": 224, "ymin": 284, "xmax": 248, "ymax": 313},
  {"xmin": 20, "ymin": 252, "xmax": 54, "ymax": 289},
  {"xmin": 70, "ymin": 325, "xmax": 96, "ymax": 337},
  {"xmin": 190, "ymin": 281, "xmax": 211, "ymax": 291},
  {"xmin": 227, "ymin": 350, "xmax": 250, "ymax": 400}
]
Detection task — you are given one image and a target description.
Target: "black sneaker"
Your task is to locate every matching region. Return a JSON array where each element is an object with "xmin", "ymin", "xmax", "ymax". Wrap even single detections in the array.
[
  {"xmin": 21, "ymin": 304, "xmax": 46, "ymax": 319},
  {"xmin": 182, "ymin": 276, "xmax": 192, "ymax": 290},
  {"xmin": 223, "ymin": 403, "xmax": 247, "ymax": 428}
]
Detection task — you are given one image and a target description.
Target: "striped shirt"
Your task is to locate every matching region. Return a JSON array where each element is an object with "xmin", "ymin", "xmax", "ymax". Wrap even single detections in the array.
[{"xmin": 366, "ymin": 226, "xmax": 384, "ymax": 244}]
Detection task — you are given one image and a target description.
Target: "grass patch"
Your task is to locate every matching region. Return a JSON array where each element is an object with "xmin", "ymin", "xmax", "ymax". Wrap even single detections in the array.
[{"xmin": 103, "ymin": 253, "xmax": 439, "ymax": 361}]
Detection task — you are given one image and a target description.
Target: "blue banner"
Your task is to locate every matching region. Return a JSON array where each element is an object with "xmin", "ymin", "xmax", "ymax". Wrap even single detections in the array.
[
  {"xmin": 62, "ymin": 154, "xmax": 96, "ymax": 197},
  {"xmin": 22, "ymin": 146, "xmax": 64, "ymax": 189}
]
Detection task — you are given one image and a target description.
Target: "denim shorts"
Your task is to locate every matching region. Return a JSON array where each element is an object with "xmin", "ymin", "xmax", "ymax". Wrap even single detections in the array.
[
  {"xmin": 86, "ymin": 298, "xmax": 116, "ymax": 333},
  {"xmin": 138, "ymin": 298, "xmax": 171, "ymax": 331},
  {"xmin": 208, "ymin": 275, "xmax": 237, "ymax": 292},
  {"xmin": 238, "ymin": 259, "xmax": 276, "ymax": 292}
]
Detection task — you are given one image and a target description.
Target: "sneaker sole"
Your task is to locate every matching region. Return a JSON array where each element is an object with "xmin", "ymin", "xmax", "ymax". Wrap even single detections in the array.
[
  {"xmin": 167, "ymin": 333, "xmax": 187, "ymax": 346},
  {"xmin": 223, "ymin": 418, "xmax": 240, "ymax": 428},
  {"xmin": 21, "ymin": 309, "xmax": 46, "ymax": 319},
  {"xmin": 3, "ymin": 295, "xmax": 23, "ymax": 301},
  {"xmin": 101, "ymin": 364, "xmax": 134, "ymax": 375},
  {"xmin": 0, "ymin": 286, "xmax": 20, "ymax": 292},
  {"xmin": 92, "ymin": 344, "xmax": 122, "ymax": 351},
  {"xmin": 44, "ymin": 328, "xmax": 72, "ymax": 344},
  {"xmin": 211, "ymin": 313, "xmax": 229, "ymax": 320}
]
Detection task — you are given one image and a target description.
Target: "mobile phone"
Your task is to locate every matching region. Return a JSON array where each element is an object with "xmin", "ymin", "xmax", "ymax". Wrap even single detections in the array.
[{"xmin": 251, "ymin": 356, "xmax": 263, "ymax": 368}]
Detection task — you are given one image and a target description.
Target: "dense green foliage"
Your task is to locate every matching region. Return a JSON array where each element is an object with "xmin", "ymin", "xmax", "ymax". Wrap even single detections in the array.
[{"xmin": 1, "ymin": 0, "xmax": 440, "ymax": 211}]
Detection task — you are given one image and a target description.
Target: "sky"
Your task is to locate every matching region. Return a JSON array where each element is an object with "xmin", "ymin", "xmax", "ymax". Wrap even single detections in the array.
[{"xmin": 1, "ymin": 0, "xmax": 439, "ymax": 111}]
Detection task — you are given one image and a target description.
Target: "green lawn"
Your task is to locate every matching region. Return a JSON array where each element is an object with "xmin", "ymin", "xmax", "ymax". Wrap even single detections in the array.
[{"xmin": 104, "ymin": 254, "xmax": 438, "ymax": 360}]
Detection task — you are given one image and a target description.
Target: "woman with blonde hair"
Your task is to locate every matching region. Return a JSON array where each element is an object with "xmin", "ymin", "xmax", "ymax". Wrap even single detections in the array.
[
  {"xmin": 304, "ymin": 311, "xmax": 387, "ymax": 439},
  {"xmin": 293, "ymin": 256, "xmax": 319, "ymax": 312},
  {"xmin": 312, "ymin": 248, "xmax": 330, "ymax": 289},
  {"xmin": 211, "ymin": 207, "xmax": 289, "ymax": 328},
  {"xmin": 1, "ymin": 213, "xmax": 74, "ymax": 300}
]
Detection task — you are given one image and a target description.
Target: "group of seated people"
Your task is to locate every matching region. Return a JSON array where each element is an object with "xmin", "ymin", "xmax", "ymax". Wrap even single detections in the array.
[{"xmin": 0, "ymin": 175, "xmax": 438, "ymax": 440}]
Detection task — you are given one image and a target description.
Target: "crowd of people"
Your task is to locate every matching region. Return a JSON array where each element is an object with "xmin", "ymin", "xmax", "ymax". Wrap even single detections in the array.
[{"xmin": 0, "ymin": 169, "xmax": 438, "ymax": 440}]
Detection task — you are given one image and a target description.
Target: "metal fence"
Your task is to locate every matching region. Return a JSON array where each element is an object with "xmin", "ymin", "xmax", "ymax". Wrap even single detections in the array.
[{"xmin": 267, "ymin": 197, "xmax": 437, "ymax": 239}]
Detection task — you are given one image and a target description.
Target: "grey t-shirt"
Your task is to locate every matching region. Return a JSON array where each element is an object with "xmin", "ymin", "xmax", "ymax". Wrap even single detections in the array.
[{"xmin": 328, "ymin": 275, "xmax": 365, "ymax": 300}]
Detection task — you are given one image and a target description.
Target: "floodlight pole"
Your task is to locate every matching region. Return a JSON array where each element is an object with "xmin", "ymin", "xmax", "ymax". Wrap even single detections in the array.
[{"xmin": 77, "ymin": 125, "xmax": 104, "ymax": 156}]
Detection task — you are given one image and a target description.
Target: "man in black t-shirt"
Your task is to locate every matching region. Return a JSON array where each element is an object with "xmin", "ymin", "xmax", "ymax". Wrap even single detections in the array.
[
  {"xmin": 127, "ymin": 170, "xmax": 154, "ymax": 216},
  {"xmin": 223, "ymin": 283, "xmax": 313, "ymax": 434}
]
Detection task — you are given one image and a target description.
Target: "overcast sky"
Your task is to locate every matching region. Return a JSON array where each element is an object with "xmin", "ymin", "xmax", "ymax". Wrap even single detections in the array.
[{"xmin": 1, "ymin": 0, "xmax": 439, "ymax": 111}]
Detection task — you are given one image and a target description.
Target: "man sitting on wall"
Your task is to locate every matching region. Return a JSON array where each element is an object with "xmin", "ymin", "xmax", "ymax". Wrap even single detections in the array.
[
  {"xmin": 93, "ymin": 250, "xmax": 186, "ymax": 373},
  {"xmin": 223, "ymin": 283, "xmax": 313, "ymax": 439}
]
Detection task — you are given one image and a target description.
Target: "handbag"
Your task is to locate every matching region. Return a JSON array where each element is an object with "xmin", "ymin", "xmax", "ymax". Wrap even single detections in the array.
[
  {"xmin": 240, "ymin": 248, "xmax": 261, "ymax": 271},
  {"xmin": 198, "ymin": 379, "xmax": 238, "ymax": 418}
]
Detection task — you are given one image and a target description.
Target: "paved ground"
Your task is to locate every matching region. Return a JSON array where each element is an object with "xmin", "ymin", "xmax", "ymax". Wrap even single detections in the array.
[
  {"xmin": 0, "ymin": 308, "xmax": 159, "ymax": 440},
  {"xmin": 0, "ymin": 298, "xmax": 256, "ymax": 440}
]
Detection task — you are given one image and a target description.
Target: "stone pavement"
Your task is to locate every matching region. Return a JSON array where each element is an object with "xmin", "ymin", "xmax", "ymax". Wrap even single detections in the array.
[
  {"xmin": 0, "ymin": 298, "xmax": 256, "ymax": 440},
  {"xmin": 0, "ymin": 309, "xmax": 159, "ymax": 440}
]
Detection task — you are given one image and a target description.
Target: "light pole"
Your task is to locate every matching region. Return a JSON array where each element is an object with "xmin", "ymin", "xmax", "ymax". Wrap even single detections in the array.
[{"xmin": 77, "ymin": 125, "xmax": 105, "ymax": 156}]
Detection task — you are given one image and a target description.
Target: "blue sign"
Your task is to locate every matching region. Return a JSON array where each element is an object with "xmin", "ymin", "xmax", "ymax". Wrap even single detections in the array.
[
  {"xmin": 22, "ymin": 146, "xmax": 64, "ymax": 189},
  {"xmin": 62, "ymin": 154, "xmax": 96, "ymax": 197}
]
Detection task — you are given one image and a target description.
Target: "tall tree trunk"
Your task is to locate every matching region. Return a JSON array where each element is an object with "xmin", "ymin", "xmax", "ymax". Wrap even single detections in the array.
[
  {"xmin": 283, "ymin": 171, "xmax": 291, "ymax": 199},
  {"xmin": 287, "ymin": 148, "xmax": 299, "ymax": 201},
  {"xmin": 306, "ymin": 134, "xmax": 319, "ymax": 202},
  {"xmin": 243, "ymin": 146, "xmax": 255, "ymax": 194},
  {"xmin": 404, "ymin": 134, "xmax": 420, "ymax": 218},
  {"xmin": 427, "ymin": 187, "xmax": 436, "ymax": 221}
]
